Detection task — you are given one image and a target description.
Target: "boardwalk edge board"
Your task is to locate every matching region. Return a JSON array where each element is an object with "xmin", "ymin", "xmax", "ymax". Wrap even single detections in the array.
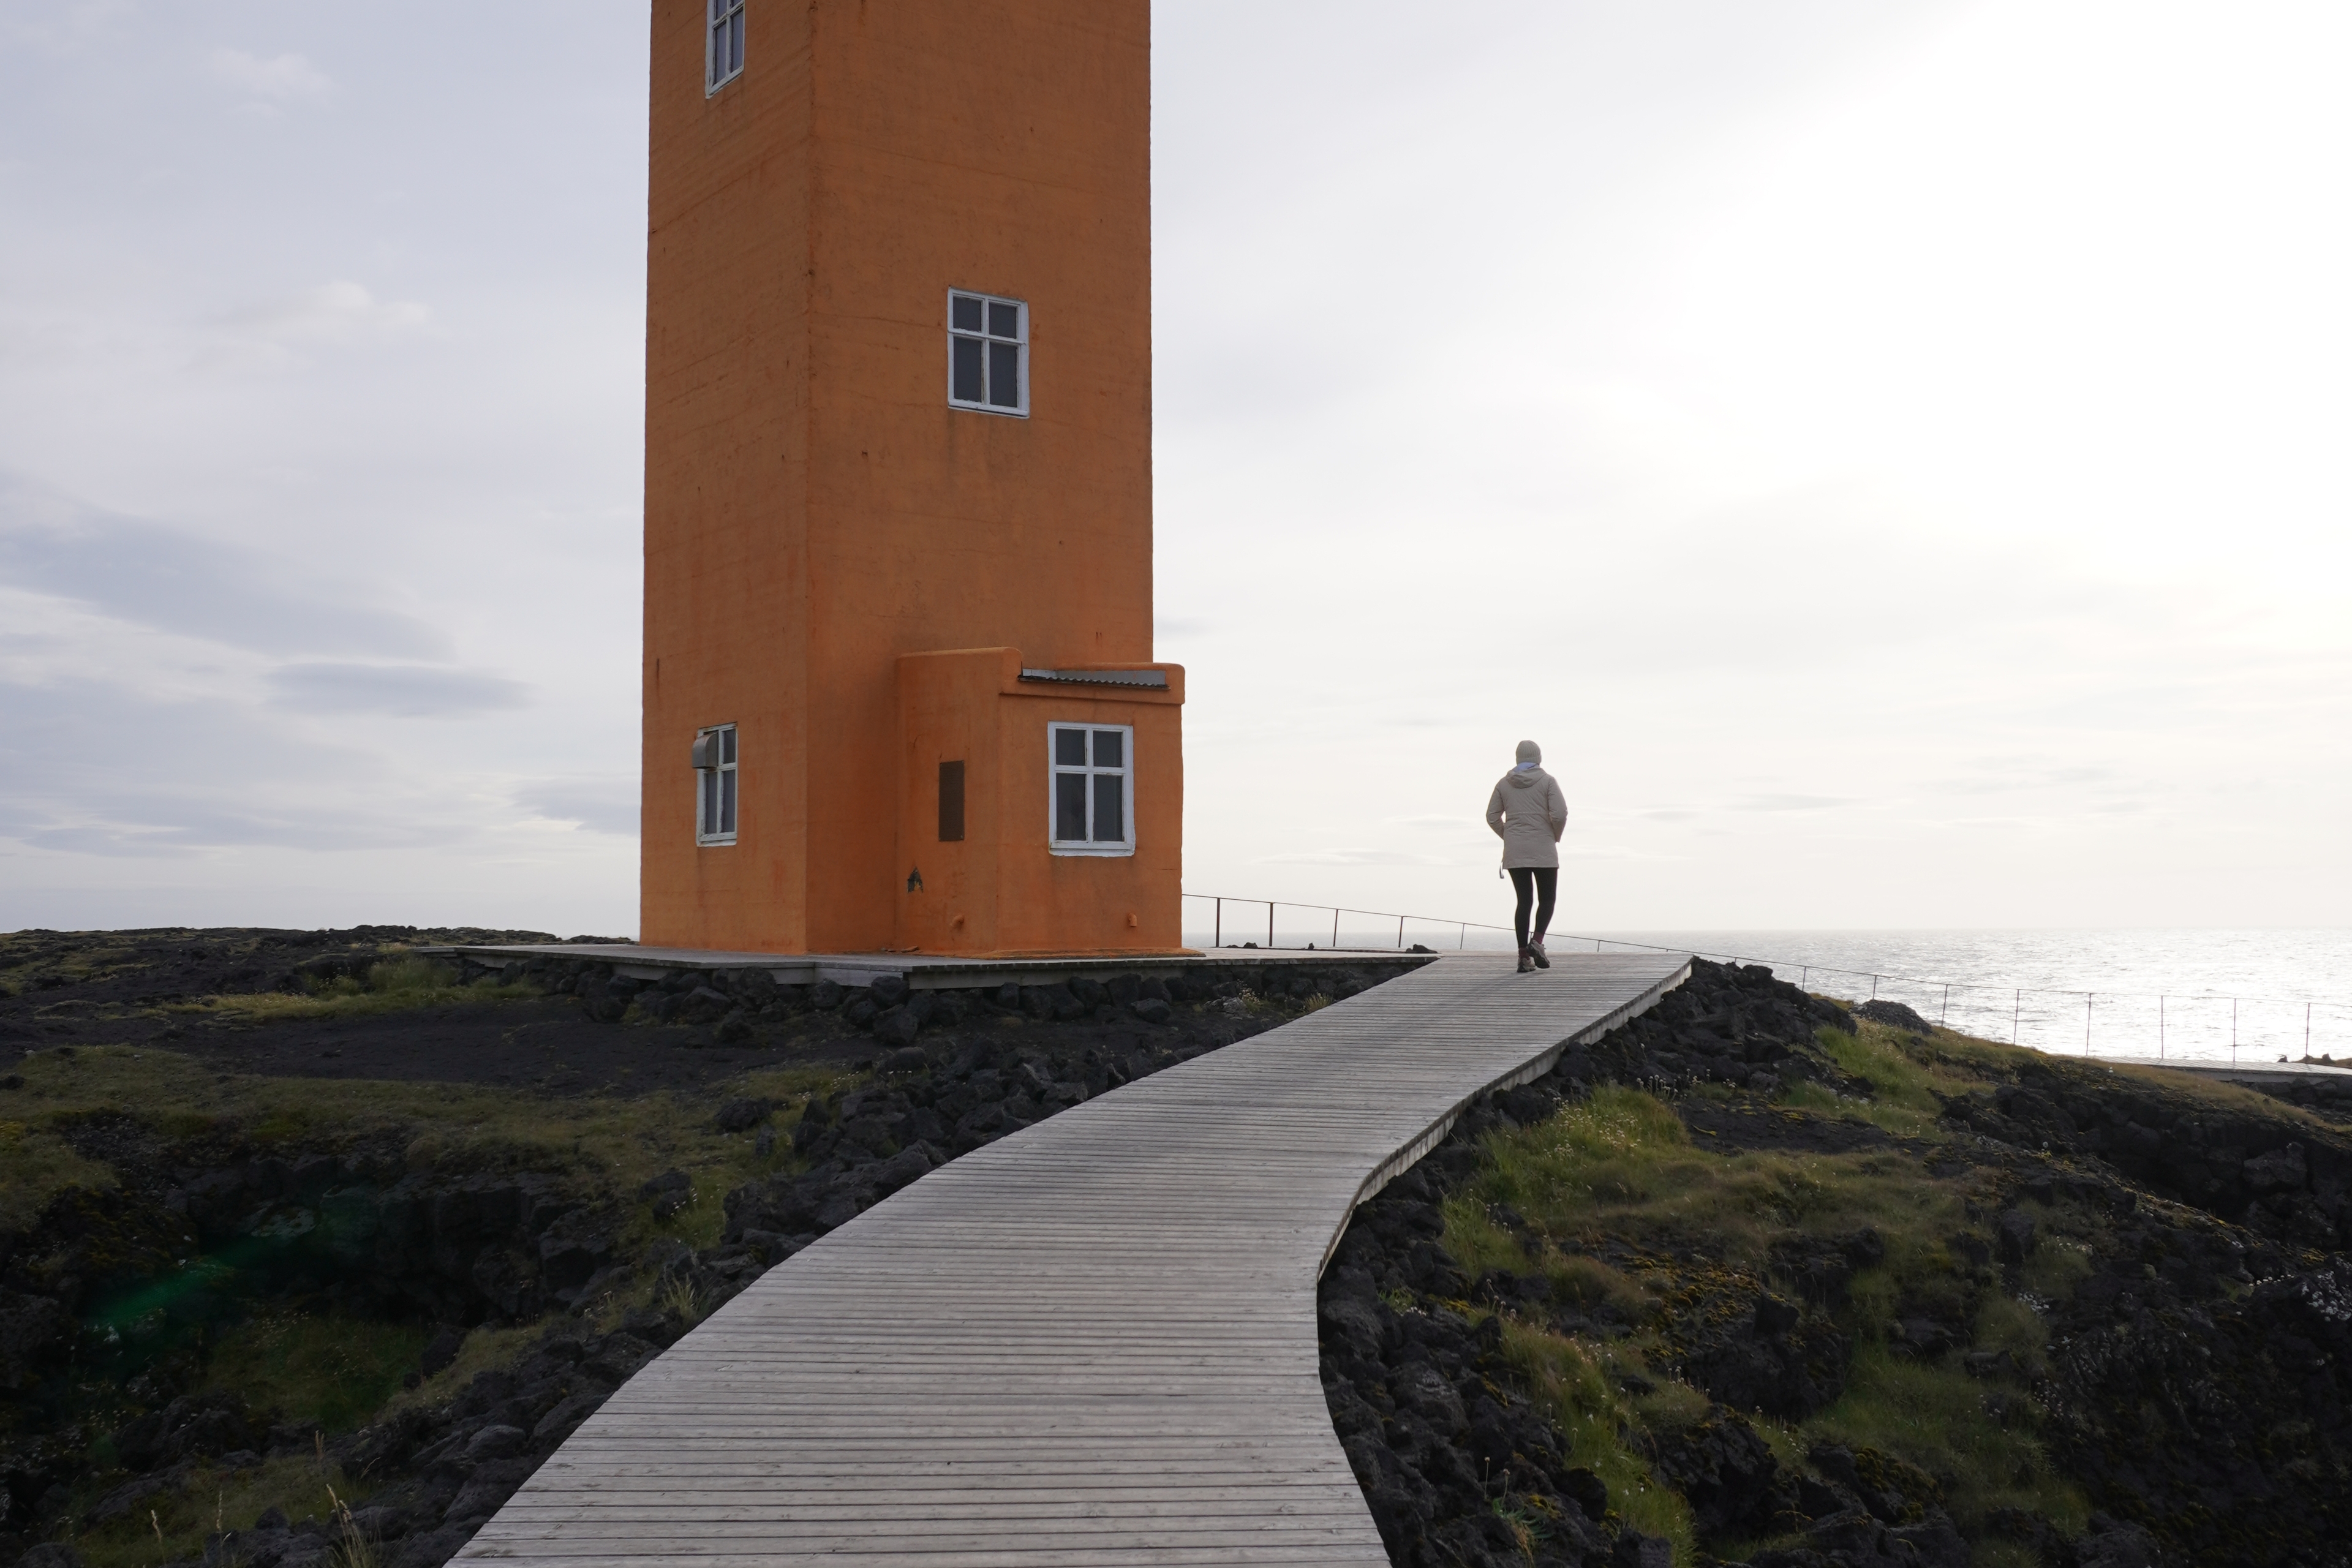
[{"xmin": 1316, "ymin": 956, "xmax": 1693, "ymax": 1276}]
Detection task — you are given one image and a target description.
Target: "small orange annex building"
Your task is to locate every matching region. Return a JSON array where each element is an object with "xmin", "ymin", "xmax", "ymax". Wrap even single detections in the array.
[{"xmin": 638, "ymin": 0, "xmax": 1183, "ymax": 957}]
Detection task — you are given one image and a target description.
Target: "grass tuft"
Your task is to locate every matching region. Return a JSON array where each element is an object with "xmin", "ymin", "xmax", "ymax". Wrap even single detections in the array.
[
  {"xmin": 655, "ymin": 1273, "xmax": 703, "ymax": 1325},
  {"xmin": 1501, "ymin": 1321, "xmax": 1696, "ymax": 1553},
  {"xmin": 326, "ymin": 1484, "xmax": 380, "ymax": 1568},
  {"xmin": 66, "ymin": 1458, "xmax": 374, "ymax": 1568}
]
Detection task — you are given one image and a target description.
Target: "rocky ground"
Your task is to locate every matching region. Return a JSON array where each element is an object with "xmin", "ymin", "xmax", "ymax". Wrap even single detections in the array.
[
  {"xmin": 1315, "ymin": 959, "xmax": 2352, "ymax": 1568},
  {"xmin": 0, "ymin": 927, "xmax": 1333, "ymax": 1093},
  {"xmin": 0, "ymin": 927, "xmax": 1406, "ymax": 1568},
  {"xmin": 10, "ymin": 931, "xmax": 2349, "ymax": 1568}
]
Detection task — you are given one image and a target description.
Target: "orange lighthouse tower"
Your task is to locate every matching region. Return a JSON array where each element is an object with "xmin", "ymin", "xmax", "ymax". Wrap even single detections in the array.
[{"xmin": 637, "ymin": 0, "xmax": 1182, "ymax": 957}]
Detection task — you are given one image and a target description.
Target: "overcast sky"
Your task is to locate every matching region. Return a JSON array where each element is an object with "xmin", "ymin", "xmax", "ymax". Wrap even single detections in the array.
[{"xmin": 2, "ymin": 1, "xmax": 2346, "ymax": 938}]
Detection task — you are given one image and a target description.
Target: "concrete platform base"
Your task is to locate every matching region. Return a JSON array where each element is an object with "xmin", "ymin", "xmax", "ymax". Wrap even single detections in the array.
[
  {"xmin": 2098, "ymin": 1056, "xmax": 2352, "ymax": 1087},
  {"xmin": 414, "ymin": 941, "xmax": 1438, "ymax": 992}
]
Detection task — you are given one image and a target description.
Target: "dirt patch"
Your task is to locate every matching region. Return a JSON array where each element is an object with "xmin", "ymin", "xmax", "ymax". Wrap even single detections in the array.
[
  {"xmin": 135, "ymin": 1002, "xmax": 894, "ymax": 1092},
  {"xmin": 1676, "ymin": 1096, "xmax": 1902, "ymax": 1156}
]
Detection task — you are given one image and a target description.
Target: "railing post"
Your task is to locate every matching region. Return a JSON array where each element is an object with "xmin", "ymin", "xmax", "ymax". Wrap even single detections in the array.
[
  {"xmin": 1268, "ymin": 902, "xmax": 1275, "ymax": 950},
  {"xmin": 1332, "ymin": 908, "xmax": 1340, "ymax": 949},
  {"xmin": 1458, "ymin": 922, "xmax": 1464, "ymax": 949},
  {"xmin": 1396, "ymin": 915, "xmax": 1404, "ymax": 949},
  {"xmin": 1214, "ymin": 897, "xmax": 1221, "ymax": 949}
]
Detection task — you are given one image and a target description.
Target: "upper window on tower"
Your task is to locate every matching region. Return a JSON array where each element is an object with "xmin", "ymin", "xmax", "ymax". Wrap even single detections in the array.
[
  {"xmin": 948, "ymin": 290, "xmax": 1028, "ymax": 417},
  {"xmin": 707, "ymin": 0, "xmax": 744, "ymax": 94}
]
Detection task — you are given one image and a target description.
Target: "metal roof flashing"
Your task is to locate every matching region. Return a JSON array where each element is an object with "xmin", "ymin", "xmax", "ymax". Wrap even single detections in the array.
[{"xmin": 1017, "ymin": 667, "xmax": 1168, "ymax": 688}]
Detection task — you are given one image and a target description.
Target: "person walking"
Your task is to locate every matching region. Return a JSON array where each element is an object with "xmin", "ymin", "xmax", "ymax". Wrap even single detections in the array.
[{"xmin": 1486, "ymin": 740, "xmax": 1568, "ymax": 972}]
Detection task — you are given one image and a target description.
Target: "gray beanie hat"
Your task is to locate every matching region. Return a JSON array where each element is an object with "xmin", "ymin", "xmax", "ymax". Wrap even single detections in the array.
[{"xmin": 1515, "ymin": 739, "xmax": 1541, "ymax": 766}]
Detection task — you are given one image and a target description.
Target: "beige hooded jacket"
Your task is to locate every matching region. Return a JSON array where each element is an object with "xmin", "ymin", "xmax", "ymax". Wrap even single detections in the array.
[{"xmin": 1486, "ymin": 742, "xmax": 1568, "ymax": 870}]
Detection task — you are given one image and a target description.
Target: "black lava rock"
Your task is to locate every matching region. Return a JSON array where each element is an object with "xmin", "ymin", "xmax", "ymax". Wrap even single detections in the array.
[
  {"xmin": 1855, "ymin": 998, "xmax": 1934, "ymax": 1033},
  {"xmin": 712, "ymin": 1098, "xmax": 777, "ymax": 1133}
]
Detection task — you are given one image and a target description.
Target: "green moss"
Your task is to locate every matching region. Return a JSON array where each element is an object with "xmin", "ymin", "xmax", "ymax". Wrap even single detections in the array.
[
  {"xmin": 1809, "ymin": 1342, "xmax": 2087, "ymax": 1540},
  {"xmin": 1502, "ymin": 1322, "xmax": 1695, "ymax": 1556},
  {"xmin": 1973, "ymin": 1292, "xmax": 2048, "ymax": 1369},
  {"xmin": 203, "ymin": 1311, "xmax": 430, "ymax": 1434},
  {"xmin": 1447, "ymin": 1059, "xmax": 2102, "ymax": 1562},
  {"xmin": 1818, "ymin": 1027, "xmax": 1939, "ymax": 1109},
  {"xmin": 2, "ymin": 1046, "xmax": 854, "ymax": 1232},
  {"xmin": 168, "ymin": 956, "xmax": 542, "ymax": 1027},
  {"xmin": 0, "ymin": 1115, "xmax": 117, "ymax": 1229},
  {"xmin": 2017, "ymin": 1235, "xmax": 2095, "ymax": 1304},
  {"xmin": 380, "ymin": 1320, "xmax": 545, "ymax": 1419}
]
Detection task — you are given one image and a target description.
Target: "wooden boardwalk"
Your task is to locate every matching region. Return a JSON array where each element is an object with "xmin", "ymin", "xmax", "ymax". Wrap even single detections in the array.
[{"xmin": 458, "ymin": 951, "xmax": 1691, "ymax": 1568}]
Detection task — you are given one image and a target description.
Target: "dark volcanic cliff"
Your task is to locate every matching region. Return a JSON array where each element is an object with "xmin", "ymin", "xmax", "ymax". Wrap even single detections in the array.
[{"xmin": 1314, "ymin": 959, "xmax": 2350, "ymax": 1568}]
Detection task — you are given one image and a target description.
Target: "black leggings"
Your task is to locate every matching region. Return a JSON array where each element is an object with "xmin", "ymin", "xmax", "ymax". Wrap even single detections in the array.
[{"xmin": 1509, "ymin": 867, "xmax": 1556, "ymax": 950}]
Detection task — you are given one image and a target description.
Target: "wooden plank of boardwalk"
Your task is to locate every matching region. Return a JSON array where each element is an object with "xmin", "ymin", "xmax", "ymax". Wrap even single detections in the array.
[{"xmin": 459, "ymin": 950, "xmax": 1691, "ymax": 1568}]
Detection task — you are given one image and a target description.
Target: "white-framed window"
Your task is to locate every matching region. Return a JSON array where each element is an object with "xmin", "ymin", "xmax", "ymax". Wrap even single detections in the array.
[
  {"xmin": 693, "ymin": 723, "xmax": 737, "ymax": 845},
  {"xmin": 707, "ymin": 0, "xmax": 745, "ymax": 94},
  {"xmin": 949, "ymin": 290, "xmax": 1027, "ymax": 416},
  {"xmin": 1048, "ymin": 723, "xmax": 1132, "ymax": 856}
]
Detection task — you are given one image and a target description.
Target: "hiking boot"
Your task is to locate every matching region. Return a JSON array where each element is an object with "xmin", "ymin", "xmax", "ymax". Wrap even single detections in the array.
[
  {"xmin": 1517, "ymin": 947, "xmax": 1536, "ymax": 973},
  {"xmin": 1529, "ymin": 937, "xmax": 1550, "ymax": 970}
]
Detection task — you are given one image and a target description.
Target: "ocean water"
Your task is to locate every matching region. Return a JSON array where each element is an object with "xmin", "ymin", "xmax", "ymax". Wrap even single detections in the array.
[
  {"xmin": 1596, "ymin": 929, "xmax": 2352, "ymax": 1065},
  {"xmin": 1181, "ymin": 905, "xmax": 2352, "ymax": 1063}
]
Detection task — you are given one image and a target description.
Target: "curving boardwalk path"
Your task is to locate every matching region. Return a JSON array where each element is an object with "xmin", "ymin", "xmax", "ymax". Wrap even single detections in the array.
[{"xmin": 459, "ymin": 950, "xmax": 1691, "ymax": 1568}]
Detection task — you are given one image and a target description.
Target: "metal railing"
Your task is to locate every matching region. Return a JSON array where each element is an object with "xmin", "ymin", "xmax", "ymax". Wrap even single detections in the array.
[{"xmin": 1179, "ymin": 891, "xmax": 2350, "ymax": 1065}]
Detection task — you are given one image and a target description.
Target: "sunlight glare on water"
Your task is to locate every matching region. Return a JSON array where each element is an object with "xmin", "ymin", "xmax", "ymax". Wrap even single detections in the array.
[
  {"xmin": 1616, "ymin": 929, "xmax": 2352, "ymax": 1064},
  {"xmin": 1182, "ymin": 905, "xmax": 2352, "ymax": 1064}
]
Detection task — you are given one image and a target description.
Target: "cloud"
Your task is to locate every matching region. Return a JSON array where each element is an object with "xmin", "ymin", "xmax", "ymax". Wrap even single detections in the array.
[
  {"xmin": 513, "ymin": 780, "xmax": 638, "ymax": 837},
  {"xmin": 1255, "ymin": 848, "xmax": 1466, "ymax": 867},
  {"xmin": 1730, "ymin": 794, "xmax": 1858, "ymax": 813},
  {"xmin": 266, "ymin": 662, "xmax": 530, "ymax": 717},
  {"xmin": 0, "ymin": 472, "xmax": 447, "ymax": 659},
  {"xmin": 1559, "ymin": 843, "xmax": 1657, "ymax": 862},
  {"xmin": 2, "ymin": 3, "xmax": 134, "ymax": 54},
  {"xmin": 217, "ymin": 282, "xmax": 431, "ymax": 349},
  {"xmin": 198, "ymin": 283, "xmax": 435, "ymax": 371},
  {"xmin": 1926, "ymin": 760, "xmax": 2119, "ymax": 797},
  {"xmin": 0, "ymin": 675, "xmax": 467, "ymax": 856},
  {"xmin": 207, "ymin": 48, "xmax": 331, "ymax": 102}
]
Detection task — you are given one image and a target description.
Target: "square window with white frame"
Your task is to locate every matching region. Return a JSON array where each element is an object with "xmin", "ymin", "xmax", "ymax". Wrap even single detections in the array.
[
  {"xmin": 707, "ymin": 0, "xmax": 744, "ymax": 94},
  {"xmin": 693, "ymin": 723, "xmax": 737, "ymax": 845},
  {"xmin": 948, "ymin": 290, "xmax": 1027, "ymax": 415},
  {"xmin": 1048, "ymin": 723, "xmax": 1132, "ymax": 855}
]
